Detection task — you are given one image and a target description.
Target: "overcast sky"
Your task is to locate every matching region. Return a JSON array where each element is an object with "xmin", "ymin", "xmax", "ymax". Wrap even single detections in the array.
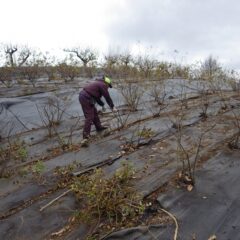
[{"xmin": 1, "ymin": 0, "xmax": 240, "ymax": 69}]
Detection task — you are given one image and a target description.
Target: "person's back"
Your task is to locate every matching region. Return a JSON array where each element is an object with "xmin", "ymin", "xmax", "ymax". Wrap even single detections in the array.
[
  {"xmin": 83, "ymin": 78, "xmax": 114, "ymax": 109},
  {"xmin": 83, "ymin": 80, "xmax": 108, "ymax": 100}
]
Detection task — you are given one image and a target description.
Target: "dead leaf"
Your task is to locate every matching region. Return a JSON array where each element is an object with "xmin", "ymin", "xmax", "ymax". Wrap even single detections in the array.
[
  {"xmin": 208, "ymin": 235, "xmax": 217, "ymax": 240},
  {"xmin": 187, "ymin": 184, "xmax": 193, "ymax": 192},
  {"xmin": 185, "ymin": 175, "xmax": 192, "ymax": 182},
  {"xmin": 51, "ymin": 225, "xmax": 70, "ymax": 237}
]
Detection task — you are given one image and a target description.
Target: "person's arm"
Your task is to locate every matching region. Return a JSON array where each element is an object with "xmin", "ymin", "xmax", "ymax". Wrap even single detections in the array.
[
  {"xmin": 95, "ymin": 97, "xmax": 104, "ymax": 106},
  {"xmin": 100, "ymin": 86, "xmax": 114, "ymax": 109}
]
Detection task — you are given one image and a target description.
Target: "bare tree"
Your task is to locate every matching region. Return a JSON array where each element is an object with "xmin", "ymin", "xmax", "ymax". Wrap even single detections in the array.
[
  {"xmin": 155, "ymin": 62, "xmax": 171, "ymax": 80},
  {"xmin": 41, "ymin": 52, "xmax": 57, "ymax": 81},
  {"xmin": 57, "ymin": 61, "xmax": 79, "ymax": 82},
  {"xmin": 200, "ymin": 55, "xmax": 224, "ymax": 92},
  {"xmin": 134, "ymin": 55, "xmax": 158, "ymax": 78},
  {"xmin": 4, "ymin": 45, "xmax": 17, "ymax": 67},
  {"xmin": 4, "ymin": 44, "xmax": 31, "ymax": 67},
  {"xmin": 64, "ymin": 47, "xmax": 97, "ymax": 67},
  {"xmin": 169, "ymin": 63, "xmax": 190, "ymax": 79},
  {"xmin": 21, "ymin": 64, "xmax": 40, "ymax": 87},
  {"xmin": 115, "ymin": 52, "xmax": 135, "ymax": 79},
  {"xmin": 23, "ymin": 51, "xmax": 44, "ymax": 86},
  {"xmin": 120, "ymin": 52, "xmax": 133, "ymax": 67},
  {"xmin": 103, "ymin": 52, "xmax": 121, "ymax": 77},
  {"xmin": 104, "ymin": 53, "xmax": 119, "ymax": 67},
  {"xmin": 200, "ymin": 56, "xmax": 220, "ymax": 80}
]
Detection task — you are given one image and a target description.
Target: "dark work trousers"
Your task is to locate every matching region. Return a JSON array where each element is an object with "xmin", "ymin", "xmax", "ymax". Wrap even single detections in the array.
[{"xmin": 79, "ymin": 90, "xmax": 102, "ymax": 138}]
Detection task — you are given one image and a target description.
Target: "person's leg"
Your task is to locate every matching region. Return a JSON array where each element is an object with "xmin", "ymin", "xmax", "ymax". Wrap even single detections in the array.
[
  {"xmin": 93, "ymin": 106, "xmax": 103, "ymax": 131},
  {"xmin": 93, "ymin": 107, "xmax": 108, "ymax": 132},
  {"xmin": 79, "ymin": 95, "xmax": 94, "ymax": 138},
  {"xmin": 83, "ymin": 105, "xmax": 95, "ymax": 138}
]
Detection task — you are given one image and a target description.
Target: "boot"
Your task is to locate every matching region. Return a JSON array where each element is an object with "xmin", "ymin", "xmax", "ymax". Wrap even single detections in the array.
[
  {"xmin": 81, "ymin": 138, "xmax": 89, "ymax": 147},
  {"xmin": 96, "ymin": 126, "xmax": 110, "ymax": 137},
  {"xmin": 81, "ymin": 134, "xmax": 90, "ymax": 147},
  {"xmin": 96, "ymin": 126, "xmax": 108, "ymax": 132}
]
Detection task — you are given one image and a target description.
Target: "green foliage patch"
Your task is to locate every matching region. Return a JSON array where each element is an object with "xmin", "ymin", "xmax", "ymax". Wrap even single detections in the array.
[{"xmin": 71, "ymin": 162, "xmax": 144, "ymax": 227}]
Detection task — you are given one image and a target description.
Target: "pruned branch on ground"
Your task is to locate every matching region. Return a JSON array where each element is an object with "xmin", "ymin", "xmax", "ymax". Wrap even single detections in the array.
[{"xmin": 71, "ymin": 162, "xmax": 144, "ymax": 239}]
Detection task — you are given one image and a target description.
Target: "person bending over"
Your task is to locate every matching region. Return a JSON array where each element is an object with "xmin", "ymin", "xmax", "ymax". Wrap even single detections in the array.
[{"xmin": 79, "ymin": 74, "xmax": 117, "ymax": 143}]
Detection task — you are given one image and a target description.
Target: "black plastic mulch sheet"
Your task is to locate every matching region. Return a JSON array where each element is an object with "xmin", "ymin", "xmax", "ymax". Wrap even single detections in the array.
[{"xmin": 104, "ymin": 150, "xmax": 240, "ymax": 240}]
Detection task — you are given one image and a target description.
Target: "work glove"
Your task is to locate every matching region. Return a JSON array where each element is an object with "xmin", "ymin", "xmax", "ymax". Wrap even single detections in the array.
[
  {"xmin": 112, "ymin": 107, "xmax": 118, "ymax": 113},
  {"xmin": 102, "ymin": 106, "xmax": 106, "ymax": 112}
]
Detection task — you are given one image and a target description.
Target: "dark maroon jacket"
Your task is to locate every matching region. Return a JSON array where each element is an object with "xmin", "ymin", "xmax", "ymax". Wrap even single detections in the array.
[{"xmin": 83, "ymin": 80, "xmax": 114, "ymax": 108}]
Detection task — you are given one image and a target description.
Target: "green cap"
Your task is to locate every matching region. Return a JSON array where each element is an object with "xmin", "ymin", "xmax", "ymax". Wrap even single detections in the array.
[{"xmin": 104, "ymin": 77, "xmax": 112, "ymax": 88}]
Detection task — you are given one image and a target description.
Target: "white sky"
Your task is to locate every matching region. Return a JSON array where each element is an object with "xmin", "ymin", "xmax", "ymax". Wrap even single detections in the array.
[
  {"xmin": 0, "ymin": 0, "xmax": 115, "ymax": 50},
  {"xmin": 1, "ymin": 0, "xmax": 240, "ymax": 69}
]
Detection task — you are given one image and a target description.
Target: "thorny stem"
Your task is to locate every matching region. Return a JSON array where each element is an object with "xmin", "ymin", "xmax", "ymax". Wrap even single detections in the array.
[{"xmin": 192, "ymin": 124, "xmax": 216, "ymax": 182}]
